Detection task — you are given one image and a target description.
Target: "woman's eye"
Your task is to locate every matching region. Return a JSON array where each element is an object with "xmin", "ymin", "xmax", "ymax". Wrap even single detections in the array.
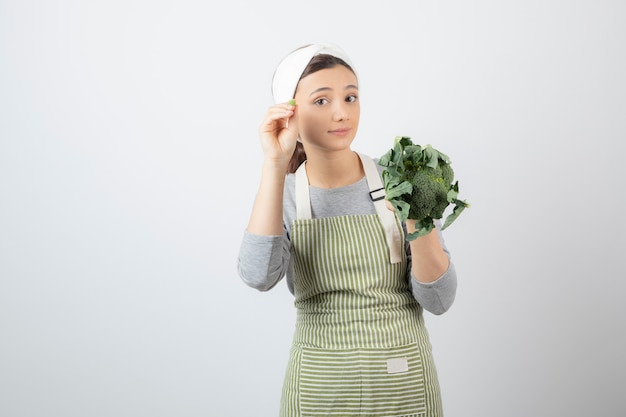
[
  {"xmin": 314, "ymin": 98, "xmax": 328, "ymax": 105},
  {"xmin": 346, "ymin": 95, "xmax": 358, "ymax": 103}
]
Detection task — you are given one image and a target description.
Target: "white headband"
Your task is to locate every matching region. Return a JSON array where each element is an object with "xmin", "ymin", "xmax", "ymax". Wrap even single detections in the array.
[{"xmin": 271, "ymin": 43, "xmax": 354, "ymax": 104}]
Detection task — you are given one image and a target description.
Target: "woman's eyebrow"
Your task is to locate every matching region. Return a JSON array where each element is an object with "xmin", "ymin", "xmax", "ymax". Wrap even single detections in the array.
[{"xmin": 309, "ymin": 84, "xmax": 359, "ymax": 96}]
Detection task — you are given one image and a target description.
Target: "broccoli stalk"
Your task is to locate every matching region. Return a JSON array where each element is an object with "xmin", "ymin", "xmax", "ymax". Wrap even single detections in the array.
[{"xmin": 379, "ymin": 136, "xmax": 470, "ymax": 241}]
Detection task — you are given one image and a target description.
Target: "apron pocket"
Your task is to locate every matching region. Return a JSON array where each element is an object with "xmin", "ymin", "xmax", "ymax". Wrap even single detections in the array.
[{"xmin": 299, "ymin": 343, "xmax": 426, "ymax": 417}]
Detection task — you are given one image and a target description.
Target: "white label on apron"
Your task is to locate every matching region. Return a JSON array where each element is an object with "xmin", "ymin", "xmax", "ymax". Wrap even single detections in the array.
[{"xmin": 387, "ymin": 357, "xmax": 409, "ymax": 374}]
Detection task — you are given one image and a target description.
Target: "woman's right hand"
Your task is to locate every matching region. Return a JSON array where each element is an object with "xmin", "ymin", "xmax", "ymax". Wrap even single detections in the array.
[{"xmin": 258, "ymin": 101, "xmax": 299, "ymax": 166}]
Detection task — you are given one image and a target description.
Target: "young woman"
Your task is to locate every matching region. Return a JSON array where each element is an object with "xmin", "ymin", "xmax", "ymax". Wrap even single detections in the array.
[{"xmin": 238, "ymin": 43, "xmax": 458, "ymax": 417}]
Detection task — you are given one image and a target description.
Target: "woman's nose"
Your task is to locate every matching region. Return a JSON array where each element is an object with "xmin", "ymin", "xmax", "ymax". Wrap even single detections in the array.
[{"xmin": 333, "ymin": 103, "xmax": 349, "ymax": 121}]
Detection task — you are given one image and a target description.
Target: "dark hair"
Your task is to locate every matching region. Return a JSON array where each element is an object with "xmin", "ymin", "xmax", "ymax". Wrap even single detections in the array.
[{"xmin": 286, "ymin": 54, "xmax": 357, "ymax": 174}]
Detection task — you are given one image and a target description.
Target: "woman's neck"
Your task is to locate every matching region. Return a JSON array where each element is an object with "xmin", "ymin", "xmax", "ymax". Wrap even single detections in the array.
[{"xmin": 304, "ymin": 149, "xmax": 364, "ymax": 189}]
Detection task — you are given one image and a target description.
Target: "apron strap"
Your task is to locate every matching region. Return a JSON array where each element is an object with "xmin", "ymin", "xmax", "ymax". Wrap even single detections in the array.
[
  {"xmin": 295, "ymin": 162, "xmax": 312, "ymax": 219},
  {"xmin": 357, "ymin": 153, "xmax": 404, "ymax": 264},
  {"xmin": 294, "ymin": 154, "xmax": 403, "ymax": 264}
]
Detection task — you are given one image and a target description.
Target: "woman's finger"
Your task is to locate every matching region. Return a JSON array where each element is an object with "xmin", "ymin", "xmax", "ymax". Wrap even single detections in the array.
[{"xmin": 260, "ymin": 106, "xmax": 295, "ymax": 132}]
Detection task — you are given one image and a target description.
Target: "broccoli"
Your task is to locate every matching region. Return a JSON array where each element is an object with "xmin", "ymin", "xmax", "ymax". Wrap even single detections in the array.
[{"xmin": 378, "ymin": 136, "xmax": 470, "ymax": 240}]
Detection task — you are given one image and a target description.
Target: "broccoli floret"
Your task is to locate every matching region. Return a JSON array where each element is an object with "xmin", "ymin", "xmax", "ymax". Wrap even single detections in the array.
[
  {"xmin": 378, "ymin": 136, "xmax": 469, "ymax": 240},
  {"xmin": 407, "ymin": 168, "xmax": 450, "ymax": 220}
]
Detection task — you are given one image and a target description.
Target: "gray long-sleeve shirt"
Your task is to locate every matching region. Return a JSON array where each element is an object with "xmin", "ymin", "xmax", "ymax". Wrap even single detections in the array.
[{"xmin": 237, "ymin": 161, "xmax": 457, "ymax": 315}]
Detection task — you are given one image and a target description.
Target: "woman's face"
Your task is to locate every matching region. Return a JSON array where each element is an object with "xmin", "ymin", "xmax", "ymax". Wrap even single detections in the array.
[{"xmin": 293, "ymin": 65, "xmax": 360, "ymax": 152}]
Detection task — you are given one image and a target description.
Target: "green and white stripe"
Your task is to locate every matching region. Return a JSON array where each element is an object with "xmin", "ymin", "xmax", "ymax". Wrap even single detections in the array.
[
  {"xmin": 280, "ymin": 155, "xmax": 443, "ymax": 416},
  {"xmin": 292, "ymin": 215, "xmax": 420, "ymax": 349},
  {"xmin": 298, "ymin": 343, "xmax": 426, "ymax": 416}
]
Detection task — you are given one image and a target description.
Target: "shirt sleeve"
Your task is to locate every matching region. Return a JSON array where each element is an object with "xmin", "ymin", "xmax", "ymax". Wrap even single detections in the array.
[
  {"xmin": 237, "ymin": 228, "xmax": 292, "ymax": 292},
  {"xmin": 406, "ymin": 221, "xmax": 458, "ymax": 315}
]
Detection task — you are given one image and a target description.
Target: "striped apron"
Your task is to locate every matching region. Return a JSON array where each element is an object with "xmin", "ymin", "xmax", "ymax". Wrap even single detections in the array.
[{"xmin": 280, "ymin": 154, "xmax": 443, "ymax": 417}]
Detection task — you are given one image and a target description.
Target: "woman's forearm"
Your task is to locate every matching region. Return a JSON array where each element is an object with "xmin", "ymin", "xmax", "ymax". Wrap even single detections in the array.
[{"xmin": 246, "ymin": 160, "xmax": 288, "ymax": 236}]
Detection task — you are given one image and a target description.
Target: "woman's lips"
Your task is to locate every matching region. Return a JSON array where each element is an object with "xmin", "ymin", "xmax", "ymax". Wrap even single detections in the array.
[{"xmin": 328, "ymin": 128, "xmax": 351, "ymax": 136}]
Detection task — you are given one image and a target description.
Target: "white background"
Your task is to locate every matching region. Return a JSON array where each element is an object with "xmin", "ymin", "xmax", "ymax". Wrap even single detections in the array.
[{"xmin": 1, "ymin": 1, "xmax": 624, "ymax": 416}]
